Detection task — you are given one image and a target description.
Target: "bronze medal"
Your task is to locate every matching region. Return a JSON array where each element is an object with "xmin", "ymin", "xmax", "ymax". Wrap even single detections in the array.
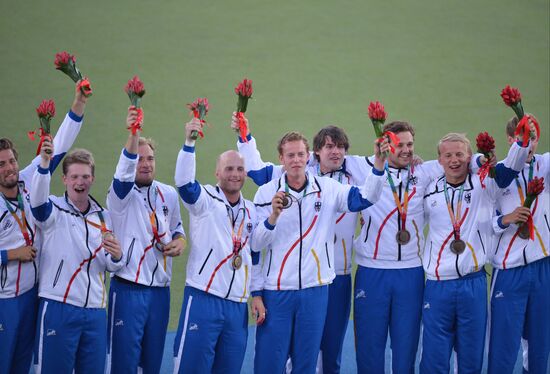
[
  {"xmin": 231, "ymin": 254, "xmax": 242, "ymax": 270},
  {"xmin": 282, "ymin": 194, "xmax": 291, "ymax": 209},
  {"xmin": 450, "ymin": 239, "xmax": 466, "ymax": 255},
  {"xmin": 396, "ymin": 229, "xmax": 411, "ymax": 245},
  {"xmin": 155, "ymin": 242, "xmax": 165, "ymax": 252},
  {"xmin": 102, "ymin": 231, "xmax": 114, "ymax": 241},
  {"xmin": 517, "ymin": 224, "xmax": 530, "ymax": 240}
]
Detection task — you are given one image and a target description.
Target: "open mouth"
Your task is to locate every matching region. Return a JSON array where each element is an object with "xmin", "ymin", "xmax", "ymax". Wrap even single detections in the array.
[{"xmin": 74, "ymin": 187, "xmax": 86, "ymax": 193}]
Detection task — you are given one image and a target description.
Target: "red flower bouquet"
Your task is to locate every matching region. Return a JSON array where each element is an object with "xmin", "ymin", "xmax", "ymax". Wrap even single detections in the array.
[
  {"xmin": 367, "ymin": 101, "xmax": 399, "ymax": 154},
  {"xmin": 124, "ymin": 76, "xmax": 146, "ymax": 134},
  {"xmin": 28, "ymin": 100, "xmax": 56, "ymax": 155},
  {"xmin": 519, "ymin": 177, "xmax": 545, "ymax": 240},
  {"xmin": 54, "ymin": 51, "xmax": 92, "ymax": 97},
  {"xmin": 475, "ymin": 132, "xmax": 496, "ymax": 188},
  {"xmin": 187, "ymin": 97, "xmax": 209, "ymax": 140},
  {"xmin": 234, "ymin": 78, "xmax": 253, "ymax": 142},
  {"xmin": 500, "ymin": 85, "xmax": 540, "ymax": 146}
]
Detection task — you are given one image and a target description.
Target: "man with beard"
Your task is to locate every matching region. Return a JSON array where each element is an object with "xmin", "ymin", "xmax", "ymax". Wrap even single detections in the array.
[
  {"xmin": 172, "ymin": 119, "xmax": 259, "ymax": 373},
  {"xmin": 487, "ymin": 115, "xmax": 549, "ymax": 374},
  {"xmin": 0, "ymin": 82, "xmax": 88, "ymax": 374},
  {"xmin": 30, "ymin": 143, "xmax": 123, "ymax": 373},
  {"xmin": 420, "ymin": 132, "xmax": 529, "ymax": 373},
  {"xmin": 105, "ymin": 107, "xmax": 186, "ymax": 374}
]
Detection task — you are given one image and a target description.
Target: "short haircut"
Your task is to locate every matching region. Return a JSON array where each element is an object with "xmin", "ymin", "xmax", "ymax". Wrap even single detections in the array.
[
  {"xmin": 62, "ymin": 149, "xmax": 95, "ymax": 176},
  {"xmin": 139, "ymin": 137, "xmax": 156, "ymax": 152},
  {"xmin": 383, "ymin": 121, "xmax": 416, "ymax": 137},
  {"xmin": 437, "ymin": 133, "xmax": 472, "ymax": 155},
  {"xmin": 277, "ymin": 132, "xmax": 310, "ymax": 155},
  {"xmin": 312, "ymin": 126, "xmax": 349, "ymax": 161},
  {"xmin": 0, "ymin": 138, "xmax": 18, "ymax": 160},
  {"xmin": 505, "ymin": 113, "xmax": 538, "ymax": 138}
]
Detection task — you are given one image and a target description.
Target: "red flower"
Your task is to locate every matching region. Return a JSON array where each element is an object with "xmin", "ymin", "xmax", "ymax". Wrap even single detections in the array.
[
  {"xmin": 368, "ymin": 101, "xmax": 387, "ymax": 122},
  {"xmin": 36, "ymin": 100, "xmax": 56, "ymax": 119},
  {"xmin": 475, "ymin": 132, "xmax": 495, "ymax": 154},
  {"xmin": 235, "ymin": 79, "xmax": 253, "ymax": 98},
  {"xmin": 187, "ymin": 97, "xmax": 210, "ymax": 114},
  {"xmin": 527, "ymin": 177, "xmax": 545, "ymax": 197},
  {"xmin": 54, "ymin": 51, "xmax": 76, "ymax": 69},
  {"xmin": 125, "ymin": 76, "xmax": 146, "ymax": 97},
  {"xmin": 500, "ymin": 85, "xmax": 522, "ymax": 107}
]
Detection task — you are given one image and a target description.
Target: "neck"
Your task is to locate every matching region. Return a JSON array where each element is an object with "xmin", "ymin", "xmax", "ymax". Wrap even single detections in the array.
[
  {"xmin": 69, "ymin": 194, "xmax": 90, "ymax": 213},
  {"xmin": 287, "ymin": 173, "xmax": 307, "ymax": 190},
  {"xmin": 0, "ymin": 185, "xmax": 18, "ymax": 199},
  {"xmin": 319, "ymin": 164, "xmax": 332, "ymax": 174},
  {"xmin": 224, "ymin": 191, "xmax": 240, "ymax": 206},
  {"xmin": 445, "ymin": 173, "xmax": 467, "ymax": 185}
]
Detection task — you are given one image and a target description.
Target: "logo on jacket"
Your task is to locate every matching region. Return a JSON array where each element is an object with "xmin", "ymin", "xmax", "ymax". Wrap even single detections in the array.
[
  {"xmin": 162, "ymin": 206, "xmax": 169, "ymax": 216},
  {"xmin": 464, "ymin": 192, "xmax": 471, "ymax": 204},
  {"xmin": 431, "ymin": 200, "xmax": 437, "ymax": 208},
  {"xmin": 115, "ymin": 319, "xmax": 124, "ymax": 327},
  {"xmin": 47, "ymin": 329, "xmax": 56, "ymax": 336},
  {"xmin": 314, "ymin": 202, "xmax": 322, "ymax": 212},
  {"xmin": 355, "ymin": 289, "xmax": 366, "ymax": 299},
  {"xmin": 409, "ymin": 175, "xmax": 418, "ymax": 186},
  {"xmin": 189, "ymin": 323, "xmax": 199, "ymax": 331},
  {"xmin": 502, "ymin": 189, "xmax": 511, "ymax": 196},
  {"xmin": 494, "ymin": 291, "xmax": 504, "ymax": 298},
  {"xmin": 247, "ymin": 223, "xmax": 253, "ymax": 233},
  {"xmin": 2, "ymin": 219, "xmax": 12, "ymax": 231}
]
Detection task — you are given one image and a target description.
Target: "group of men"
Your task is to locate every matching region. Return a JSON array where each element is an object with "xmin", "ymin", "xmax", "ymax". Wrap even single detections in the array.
[{"xmin": 0, "ymin": 80, "xmax": 548, "ymax": 374}]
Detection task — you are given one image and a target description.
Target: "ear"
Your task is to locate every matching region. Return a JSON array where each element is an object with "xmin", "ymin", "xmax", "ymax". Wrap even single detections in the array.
[
  {"xmin": 279, "ymin": 153, "xmax": 284, "ymax": 165},
  {"xmin": 506, "ymin": 135, "xmax": 515, "ymax": 145}
]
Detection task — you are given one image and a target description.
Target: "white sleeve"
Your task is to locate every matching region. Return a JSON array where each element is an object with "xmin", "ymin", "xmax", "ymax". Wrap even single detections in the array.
[
  {"xmin": 174, "ymin": 145, "xmax": 212, "ymax": 216},
  {"xmin": 250, "ymin": 188, "xmax": 277, "ymax": 250},
  {"xmin": 29, "ymin": 166, "xmax": 56, "ymax": 228},
  {"xmin": 237, "ymin": 135, "xmax": 283, "ymax": 186},
  {"xmin": 107, "ymin": 149, "xmax": 138, "ymax": 213}
]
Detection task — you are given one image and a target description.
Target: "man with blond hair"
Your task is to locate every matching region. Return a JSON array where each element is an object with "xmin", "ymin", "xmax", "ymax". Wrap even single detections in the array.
[{"xmin": 420, "ymin": 132, "xmax": 530, "ymax": 373}]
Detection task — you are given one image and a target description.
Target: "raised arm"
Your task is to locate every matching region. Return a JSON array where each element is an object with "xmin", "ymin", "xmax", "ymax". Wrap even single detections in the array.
[{"xmin": 29, "ymin": 138, "xmax": 55, "ymax": 228}]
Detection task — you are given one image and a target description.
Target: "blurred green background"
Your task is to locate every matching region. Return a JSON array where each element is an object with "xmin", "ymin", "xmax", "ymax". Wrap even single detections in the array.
[{"xmin": 1, "ymin": 0, "xmax": 548, "ymax": 329}]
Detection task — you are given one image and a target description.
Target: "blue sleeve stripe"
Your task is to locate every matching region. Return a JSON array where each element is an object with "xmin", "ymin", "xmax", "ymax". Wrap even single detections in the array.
[
  {"xmin": 497, "ymin": 216, "xmax": 509, "ymax": 229},
  {"xmin": 183, "ymin": 145, "xmax": 195, "ymax": 153},
  {"xmin": 238, "ymin": 133, "xmax": 253, "ymax": 143},
  {"xmin": 31, "ymin": 201, "xmax": 53, "ymax": 222},
  {"xmin": 264, "ymin": 219, "xmax": 276, "ymax": 230},
  {"xmin": 49, "ymin": 152, "xmax": 66, "ymax": 174},
  {"xmin": 37, "ymin": 166, "xmax": 49, "ymax": 175},
  {"xmin": 0, "ymin": 250, "xmax": 7, "ymax": 264},
  {"xmin": 247, "ymin": 165, "xmax": 274, "ymax": 186},
  {"xmin": 251, "ymin": 291, "xmax": 263, "ymax": 297},
  {"xmin": 494, "ymin": 163, "xmax": 518, "ymax": 188},
  {"xmin": 347, "ymin": 186, "xmax": 373, "ymax": 212},
  {"xmin": 476, "ymin": 156, "xmax": 483, "ymax": 167},
  {"xmin": 123, "ymin": 148, "xmax": 138, "ymax": 160},
  {"xmin": 372, "ymin": 167, "xmax": 384, "ymax": 176},
  {"xmin": 251, "ymin": 251, "xmax": 260, "ymax": 265},
  {"xmin": 112, "ymin": 178, "xmax": 134, "ymax": 200},
  {"xmin": 68, "ymin": 110, "xmax": 84, "ymax": 122},
  {"xmin": 177, "ymin": 182, "xmax": 202, "ymax": 204}
]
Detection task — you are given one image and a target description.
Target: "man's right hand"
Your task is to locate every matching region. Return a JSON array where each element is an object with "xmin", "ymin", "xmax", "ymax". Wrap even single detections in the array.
[
  {"xmin": 231, "ymin": 111, "xmax": 250, "ymax": 136},
  {"xmin": 71, "ymin": 79, "xmax": 90, "ymax": 117},
  {"xmin": 185, "ymin": 118, "xmax": 203, "ymax": 142},
  {"xmin": 8, "ymin": 246, "xmax": 37, "ymax": 262},
  {"xmin": 268, "ymin": 191, "xmax": 285, "ymax": 226},
  {"xmin": 502, "ymin": 206, "xmax": 531, "ymax": 226},
  {"xmin": 39, "ymin": 136, "xmax": 53, "ymax": 168},
  {"xmin": 126, "ymin": 106, "xmax": 142, "ymax": 132}
]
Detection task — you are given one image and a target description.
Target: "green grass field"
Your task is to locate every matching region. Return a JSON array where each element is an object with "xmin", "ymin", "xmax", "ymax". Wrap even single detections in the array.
[{"xmin": 1, "ymin": 0, "xmax": 548, "ymax": 330}]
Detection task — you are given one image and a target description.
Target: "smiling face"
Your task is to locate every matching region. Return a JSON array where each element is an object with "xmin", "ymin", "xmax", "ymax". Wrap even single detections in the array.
[
  {"xmin": 279, "ymin": 140, "xmax": 309, "ymax": 181},
  {"xmin": 216, "ymin": 150, "xmax": 246, "ymax": 196},
  {"xmin": 136, "ymin": 143, "xmax": 156, "ymax": 187},
  {"xmin": 438, "ymin": 140, "xmax": 471, "ymax": 183},
  {"xmin": 315, "ymin": 136, "xmax": 346, "ymax": 173},
  {"xmin": 0, "ymin": 149, "xmax": 19, "ymax": 191},
  {"xmin": 387, "ymin": 131, "xmax": 415, "ymax": 168},
  {"xmin": 63, "ymin": 163, "xmax": 94, "ymax": 203}
]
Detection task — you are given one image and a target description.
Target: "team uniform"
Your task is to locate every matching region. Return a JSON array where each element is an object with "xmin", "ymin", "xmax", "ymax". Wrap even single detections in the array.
[
  {"xmin": 487, "ymin": 152, "xmax": 550, "ymax": 374},
  {"xmin": 0, "ymin": 110, "xmax": 83, "ymax": 374},
  {"xmin": 172, "ymin": 144, "xmax": 258, "ymax": 373},
  {"xmin": 252, "ymin": 165, "xmax": 384, "ymax": 374},
  {"xmin": 105, "ymin": 149, "xmax": 185, "ymax": 374},
  {"xmin": 238, "ymin": 134, "xmax": 362, "ymax": 373},
  {"xmin": 351, "ymin": 157, "xmax": 443, "ymax": 373},
  {"xmin": 30, "ymin": 164, "xmax": 124, "ymax": 373},
  {"xmin": 420, "ymin": 141, "xmax": 529, "ymax": 373}
]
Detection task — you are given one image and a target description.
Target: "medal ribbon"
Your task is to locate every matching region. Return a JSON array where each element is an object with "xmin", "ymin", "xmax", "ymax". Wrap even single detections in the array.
[
  {"xmin": 148, "ymin": 186, "xmax": 166, "ymax": 246},
  {"xmin": 515, "ymin": 160, "xmax": 535, "ymax": 239},
  {"xmin": 228, "ymin": 205, "xmax": 246, "ymax": 256},
  {"xmin": 1, "ymin": 192, "xmax": 32, "ymax": 246},
  {"xmin": 385, "ymin": 163, "xmax": 412, "ymax": 231},
  {"xmin": 443, "ymin": 178, "xmax": 465, "ymax": 241},
  {"xmin": 85, "ymin": 210, "xmax": 108, "ymax": 234}
]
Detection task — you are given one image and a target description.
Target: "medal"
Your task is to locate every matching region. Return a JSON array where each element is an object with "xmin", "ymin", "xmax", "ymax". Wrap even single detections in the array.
[
  {"xmin": 450, "ymin": 239, "xmax": 466, "ymax": 255},
  {"xmin": 396, "ymin": 229, "xmax": 411, "ymax": 245},
  {"xmin": 155, "ymin": 242, "xmax": 165, "ymax": 252},
  {"xmin": 517, "ymin": 224, "xmax": 530, "ymax": 240},
  {"xmin": 282, "ymin": 194, "xmax": 291, "ymax": 209},
  {"xmin": 102, "ymin": 231, "xmax": 114, "ymax": 241},
  {"xmin": 231, "ymin": 254, "xmax": 242, "ymax": 270}
]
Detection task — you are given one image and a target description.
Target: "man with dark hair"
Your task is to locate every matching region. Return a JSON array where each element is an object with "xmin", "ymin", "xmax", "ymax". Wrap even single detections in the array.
[
  {"xmin": 251, "ymin": 129, "xmax": 387, "ymax": 373},
  {"xmin": 0, "ymin": 82, "xmax": 88, "ymax": 374},
  {"xmin": 31, "ymin": 144, "xmax": 123, "ymax": 373},
  {"xmin": 105, "ymin": 107, "xmax": 186, "ymax": 374},
  {"xmin": 487, "ymin": 115, "xmax": 549, "ymax": 373}
]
